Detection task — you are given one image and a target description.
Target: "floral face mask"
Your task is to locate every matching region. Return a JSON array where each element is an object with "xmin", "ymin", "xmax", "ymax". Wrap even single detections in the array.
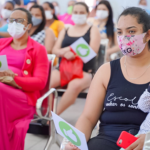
[{"xmin": 117, "ymin": 33, "xmax": 147, "ymax": 56}]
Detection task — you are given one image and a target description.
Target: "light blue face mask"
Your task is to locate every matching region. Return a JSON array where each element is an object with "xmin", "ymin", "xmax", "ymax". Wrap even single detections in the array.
[{"xmin": 32, "ymin": 16, "xmax": 42, "ymax": 26}]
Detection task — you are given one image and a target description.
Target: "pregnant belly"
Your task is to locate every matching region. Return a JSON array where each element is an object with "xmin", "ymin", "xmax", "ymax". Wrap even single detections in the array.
[{"xmin": 8, "ymin": 66, "xmax": 22, "ymax": 77}]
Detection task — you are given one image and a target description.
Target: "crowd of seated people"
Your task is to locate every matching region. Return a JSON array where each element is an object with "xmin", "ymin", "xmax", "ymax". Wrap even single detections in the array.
[{"xmin": 0, "ymin": 0, "xmax": 149, "ymax": 150}]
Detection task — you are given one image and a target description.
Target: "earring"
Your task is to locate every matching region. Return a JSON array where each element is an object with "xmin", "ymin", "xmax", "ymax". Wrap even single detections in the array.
[{"xmin": 146, "ymin": 39, "xmax": 149, "ymax": 42}]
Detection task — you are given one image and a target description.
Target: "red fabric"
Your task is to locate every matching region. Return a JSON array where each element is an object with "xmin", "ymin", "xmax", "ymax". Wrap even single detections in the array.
[
  {"xmin": 60, "ymin": 56, "xmax": 83, "ymax": 87},
  {"xmin": 0, "ymin": 37, "xmax": 49, "ymax": 106}
]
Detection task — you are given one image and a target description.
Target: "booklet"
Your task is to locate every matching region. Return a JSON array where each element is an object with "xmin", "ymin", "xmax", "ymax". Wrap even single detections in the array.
[
  {"xmin": 51, "ymin": 111, "xmax": 88, "ymax": 150},
  {"xmin": 0, "ymin": 55, "xmax": 8, "ymax": 71},
  {"xmin": 70, "ymin": 37, "xmax": 96, "ymax": 63}
]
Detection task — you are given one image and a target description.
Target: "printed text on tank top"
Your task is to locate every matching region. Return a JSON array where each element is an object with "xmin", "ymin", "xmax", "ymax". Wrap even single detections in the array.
[{"xmin": 106, "ymin": 93, "xmax": 139, "ymax": 109}]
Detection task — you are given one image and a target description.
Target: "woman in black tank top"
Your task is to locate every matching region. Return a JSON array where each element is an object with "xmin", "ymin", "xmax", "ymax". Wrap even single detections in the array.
[
  {"xmin": 51, "ymin": 2, "xmax": 100, "ymax": 115},
  {"xmin": 65, "ymin": 7, "xmax": 150, "ymax": 150}
]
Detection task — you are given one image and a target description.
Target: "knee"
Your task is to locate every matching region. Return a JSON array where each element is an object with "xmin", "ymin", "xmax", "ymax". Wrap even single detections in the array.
[{"xmin": 67, "ymin": 81, "xmax": 83, "ymax": 93}]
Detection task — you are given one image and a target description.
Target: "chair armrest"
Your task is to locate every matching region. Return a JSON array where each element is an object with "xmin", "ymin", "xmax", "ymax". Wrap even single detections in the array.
[{"xmin": 36, "ymin": 88, "xmax": 58, "ymax": 119}]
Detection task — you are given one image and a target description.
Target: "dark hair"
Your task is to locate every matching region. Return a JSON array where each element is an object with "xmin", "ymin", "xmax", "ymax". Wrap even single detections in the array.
[
  {"xmin": 13, "ymin": 8, "xmax": 33, "ymax": 25},
  {"xmin": 43, "ymin": 2, "xmax": 58, "ymax": 20},
  {"xmin": 28, "ymin": 1, "xmax": 37, "ymax": 5},
  {"xmin": 5, "ymin": 0, "xmax": 15, "ymax": 8},
  {"xmin": 96, "ymin": 1, "xmax": 114, "ymax": 45},
  {"xmin": 13, "ymin": 0, "xmax": 21, "ymax": 6},
  {"xmin": 119, "ymin": 7, "xmax": 150, "ymax": 48},
  {"xmin": 73, "ymin": 2, "xmax": 89, "ymax": 13},
  {"xmin": 30, "ymin": 5, "xmax": 46, "ymax": 36}
]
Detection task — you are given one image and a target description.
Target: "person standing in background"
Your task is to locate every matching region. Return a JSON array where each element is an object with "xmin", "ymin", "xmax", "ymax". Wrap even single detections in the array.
[
  {"xmin": 88, "ymin": 1, "xmax": 120, "ymax": 62},
  {"xmin": 138, "ymin": 0, "xmax": 150, "ymax": 14},
  {"xmin": 58, "ymin": 0, "xmax": 75, "ymax": 26},
  {"xmin": 52, "ymin": 1, "xmax": 61, "ymax": 16},
  {"xmin": 42, "ymin": 2, "xmax": 64, "ymax": 38}
]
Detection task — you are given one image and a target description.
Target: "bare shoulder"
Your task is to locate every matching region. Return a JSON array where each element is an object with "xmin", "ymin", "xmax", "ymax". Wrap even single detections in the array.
[
  {"xmin": 90, "ymin": 25, "xmax": 100, "ymax": 37},
  {"xmin": 95, "ymin": 62, "xmax": 111, "ymax": 89},
  {"xmin": 45, "ymin": 28, "xmax": 54, "ymax": 35}
]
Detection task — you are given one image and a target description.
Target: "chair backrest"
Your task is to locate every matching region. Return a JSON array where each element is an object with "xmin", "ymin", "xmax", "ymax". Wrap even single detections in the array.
[
  {"xmin": 101, "ymin": 39, "xmax": 109, "ymax": 63},
  {"xmin": 40, "ymin": 54, "xmax": 56, "ymax": 116},
  {"xmin": 95, "ymin": 39, "xmax": 109, "ymax": 71}
]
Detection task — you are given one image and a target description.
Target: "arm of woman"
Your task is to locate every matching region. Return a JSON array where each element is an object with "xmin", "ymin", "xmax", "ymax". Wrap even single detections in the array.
[
  {"xmin": 75, "ymin": 62, "xmax": 111, "ymax": 141},
  {"xmin": 106, "ymin": 32, "xmax": 120, "ymax": 55},
  {"xmin": 52, "ymin": 29, "xmax": 71, "ymax": 57},
  {"xmin": 45, "ymin": 28, "xmax": 56, "ymax": 54},
  {"xmin": 58, "ymin": 21, "xmax": 65, "ymax": 35},
  {"xmin": 89, "ymin": 26, "xmax": 101, "ymax": 54},
  {"xmin": 0, "ymin": 32, "xmax": 11, "ymax": 38},
  {"xmin": 14, "ymin": 45, "xmax": 49, "ymax": 92}
]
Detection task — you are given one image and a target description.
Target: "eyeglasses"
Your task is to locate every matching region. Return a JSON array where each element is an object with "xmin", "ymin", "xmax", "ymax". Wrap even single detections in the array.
[{"xmin": 7, "ymin": 18, "xmax": 27, "ymax": 24}]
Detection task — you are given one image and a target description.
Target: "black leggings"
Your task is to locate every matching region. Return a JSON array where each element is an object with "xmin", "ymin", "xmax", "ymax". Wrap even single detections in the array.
[{"xmin": 88, "ymin": 137, "xmax": 120, "ymax": 150}]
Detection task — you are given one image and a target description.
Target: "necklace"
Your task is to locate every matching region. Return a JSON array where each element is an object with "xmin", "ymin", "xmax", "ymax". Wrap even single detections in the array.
[{"xmin": 124, "ymin": 56, "xmax": 150, "ymax": 80}]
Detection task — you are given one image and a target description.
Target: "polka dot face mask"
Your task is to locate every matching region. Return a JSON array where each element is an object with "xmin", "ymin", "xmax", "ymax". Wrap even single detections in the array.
[{"xmin": 117, "ymin": 33, "xmax": 147, "ymax": 56}]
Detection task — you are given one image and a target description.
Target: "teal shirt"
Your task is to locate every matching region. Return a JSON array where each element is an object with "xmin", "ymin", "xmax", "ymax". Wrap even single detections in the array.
[{"xmin": 0, "ymin": 24, "xmax": 8, "ymax": 32}]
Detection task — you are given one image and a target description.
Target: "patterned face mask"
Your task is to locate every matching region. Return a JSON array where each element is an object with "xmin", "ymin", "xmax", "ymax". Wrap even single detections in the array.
[{"xmin": 117, "ymin": 33, "xmax": 147, "ymax": 56}]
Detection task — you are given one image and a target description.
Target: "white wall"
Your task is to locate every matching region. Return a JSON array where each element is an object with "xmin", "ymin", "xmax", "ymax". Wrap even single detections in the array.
[{"xmin": 108, "ymin": 0, "xmax": 150, "ymax": 23}]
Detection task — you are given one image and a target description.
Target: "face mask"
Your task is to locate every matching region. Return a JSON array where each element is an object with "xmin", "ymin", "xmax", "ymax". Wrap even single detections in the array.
[
  {"xmin": 45, "ymin": 10, "xmax": 53, "ymax": 20},
  {"xmin": 71, "ymin": 14, "xmax": 87, "ymax": 25},
  {"xmin": 55, "ymin": 6, "xmax": 60, "ymax": 15},
  {"xmin": 7, "ymin": 22, "xmax": 28, "ymax": 39},
  {"xmin": 1, "ymin": 9, "xmax": 12, "ymax": 19},
  {"xmin": 32, "ymin": 16, "xmax": 42, "ymax": 26},
  {"xmin": 96, "ymin": 10, "xmax": 109, "ymax": 20},
  {"xmin": 67, "ymin": 6, "xmax": 73, "ymax": 15},
  {"xmin": 117, "ymin": 33, "xmax": 147, "ymax": 56}
]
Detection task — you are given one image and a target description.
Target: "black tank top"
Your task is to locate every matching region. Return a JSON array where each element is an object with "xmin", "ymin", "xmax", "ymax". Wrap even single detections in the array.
[
  {"xmin": 61, "ymin": 26, "xmax": 96, "ymax": 73},
  {"xmin": 100, "ymin": 59, "xmax": 148, "ymax": 129}
]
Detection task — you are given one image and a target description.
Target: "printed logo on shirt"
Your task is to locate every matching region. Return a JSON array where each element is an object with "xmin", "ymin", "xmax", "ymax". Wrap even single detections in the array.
[
  {"xmin": 59, "ymin": 121, "xmax": 81, "ymax": 146},
  {"xmin": 106, "ymin": 93, "xmax": 139, "ymax": 109},
  {"xmin": 76, "ymin": 44, "xmax": 90, "ymax": 57}
]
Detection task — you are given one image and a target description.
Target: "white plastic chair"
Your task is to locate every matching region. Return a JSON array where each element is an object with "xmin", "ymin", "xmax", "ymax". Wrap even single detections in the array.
[{"xmin": 27, "ymin": 54, "xmax": 61, "ymax": 149}]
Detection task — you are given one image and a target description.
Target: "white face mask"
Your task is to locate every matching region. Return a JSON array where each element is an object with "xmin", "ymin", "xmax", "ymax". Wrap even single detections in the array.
[
  {"xmin": 1, "ymin": 9, "xmax": 12, "ymax": 19},
  {"xmin": 7, "ymin": 22, "xmax": 28, "ymax": 39},
  {"xmin": 96, "ymin": 10, "xmax": 109, "ymax": 20},
  {"xmin": 45, "ymin": 10, "xmax": 53, "ymax": 20},
  {"xmin": 71, "ymin": 14, "xmax": 87, "ymax": 25}
]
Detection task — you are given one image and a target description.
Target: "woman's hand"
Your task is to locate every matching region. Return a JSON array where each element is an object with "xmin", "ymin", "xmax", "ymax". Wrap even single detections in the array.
[
  {"xmin": 59, "ymin": 47, "xmax": 71, "ymax": 57},
  {"xmin": 0, "ymin": 70, "xmax": 18, "ymax": 78},
  {"xmin": 125, "ymin": 134, "xmax": 146, "ymax": 150},
  {"xmin": 65, "ymin": 143, "xmax": 80, "ymax": 150},
  {"xmin": 64, "ymin": 51, "xmax": 75, "ymax": 60}
]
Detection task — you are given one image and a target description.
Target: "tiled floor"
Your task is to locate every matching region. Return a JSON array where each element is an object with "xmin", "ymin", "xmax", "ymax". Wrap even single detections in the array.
[{"xmin": 25, "ymin": 97, "xmax": 97, "ymax": 150}]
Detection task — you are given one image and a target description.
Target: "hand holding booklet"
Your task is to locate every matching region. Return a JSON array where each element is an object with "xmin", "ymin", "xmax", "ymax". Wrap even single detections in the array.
[
  {"xmin": 0, "ymin": 55, "xmax": 21, "ymax": 88},
  {"xmin": 70, "ymin": 37, "xmax": 96, "ymax": 63}
]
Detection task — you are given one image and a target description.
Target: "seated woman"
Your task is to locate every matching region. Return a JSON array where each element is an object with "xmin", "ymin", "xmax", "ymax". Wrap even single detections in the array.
[
  {"xmin": 88, "ymin": 1, "xmax": 120, "ymax": 62},
  {"xmin": 0, "ymin": 8, "xmax": 49, "ymax": 150},
  {"xmin": 0, "ymin": 0, "xmax": 15, "ymax": 37},
  {"xmin": 42, "ymin": 2, "xmax": 64, "ymax": 38},
  {"xmin": 51, "ymin": 2, "xmax": 100, "ymax": 115},
  {"xmin": 65, "ymin": 7, "xmax": 150, "ymax": 150},
  {"xmin": 29, "ymin": 5, "xmax": 55, "ymax": 54}
]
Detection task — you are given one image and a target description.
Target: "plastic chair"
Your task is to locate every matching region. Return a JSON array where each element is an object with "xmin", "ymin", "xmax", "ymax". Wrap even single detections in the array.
[{"xmin": 27, "ymin": 54, "xmax": 61, "ymax": 149}]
